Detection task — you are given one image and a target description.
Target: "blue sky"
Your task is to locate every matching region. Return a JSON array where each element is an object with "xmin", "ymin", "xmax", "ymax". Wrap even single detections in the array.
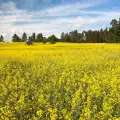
[{"xmin": 0, "ymin": 0, "xmax": 120, "ymax": 41}]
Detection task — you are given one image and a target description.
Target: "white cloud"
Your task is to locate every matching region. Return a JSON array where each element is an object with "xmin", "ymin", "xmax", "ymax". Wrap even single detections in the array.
[
  {"xmin": 0, "ymin": 0, "xmax": 120, "ymax": 41},
  {"xmin": 2, "ymin": 33, "xmax": 6, "ymax": 37},
  {"xmin": 12, "ymin": 28, "xmax": 16, "ymax": 34},
  {"xmin": 0, "ymin": 1, "xmax": 16, "ymax": 12}
]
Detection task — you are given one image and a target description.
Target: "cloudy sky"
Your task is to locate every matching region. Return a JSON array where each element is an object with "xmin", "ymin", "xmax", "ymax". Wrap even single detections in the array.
[{"xmin": 0, "ymin": 0, "xmax": 120, "ymax": 41}]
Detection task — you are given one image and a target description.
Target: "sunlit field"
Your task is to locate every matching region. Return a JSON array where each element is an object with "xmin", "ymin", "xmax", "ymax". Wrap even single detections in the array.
[{"xmin": 0, "ymin": 42, "xmax": 120, "ymax": 120}]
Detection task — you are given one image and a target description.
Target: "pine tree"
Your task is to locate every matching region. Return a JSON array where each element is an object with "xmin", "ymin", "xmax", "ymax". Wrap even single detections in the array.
[
  {"xmin": 12, "ymin": 34, "xmax": 21, "ymax": 42},
  {"xmin": 0, "ymin": 35, "xmax": 4, "ymax": 42},
  {"xmin": 22, "ymin": 33, "xmax": 27, "ymax": 42},
  {"xmin": 32, "ymin": 33, "xmax": 36, "ymax": 42},
  {"xmin": 36, "ymin": 33, "xmax": 43, "ymax": 42}
]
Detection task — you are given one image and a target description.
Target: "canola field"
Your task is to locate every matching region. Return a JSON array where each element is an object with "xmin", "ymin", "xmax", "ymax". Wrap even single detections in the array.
[{"xmin": 0, "ymin": 42, "xmax": 120, "ymax": 120}]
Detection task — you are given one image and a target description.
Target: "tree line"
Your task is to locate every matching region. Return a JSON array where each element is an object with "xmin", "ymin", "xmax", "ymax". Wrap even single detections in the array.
[
  {"xmin": 60, "ymin": 18, "xmax": 120, "ymax": 43},
  {"xmin": 0, "ymin": 18, "xmax": 120, "ymax": 43},
  {"xmin": 12, "ymin": 33, "xmax": 58, "ymax": 44}
]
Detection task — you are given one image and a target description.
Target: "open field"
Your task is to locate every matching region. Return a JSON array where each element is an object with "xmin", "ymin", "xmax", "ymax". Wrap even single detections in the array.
[{"xmin": 0, "ymin": 43, "xmax": 120, "ymax": 120}]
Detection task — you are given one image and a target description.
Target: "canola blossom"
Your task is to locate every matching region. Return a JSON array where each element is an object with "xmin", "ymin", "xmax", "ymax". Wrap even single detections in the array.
[{"xmin": 0, "ymin": 42, "xmax": 120, "ymax": 120}]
